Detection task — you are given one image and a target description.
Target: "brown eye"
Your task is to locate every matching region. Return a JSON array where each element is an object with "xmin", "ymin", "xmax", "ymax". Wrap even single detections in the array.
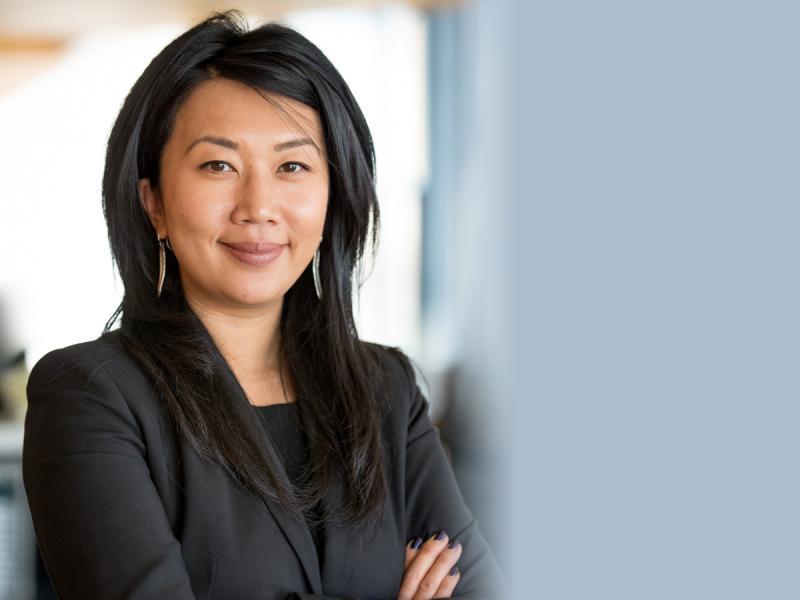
[
  {"xmin": 200, "ymin": 161, "xmax": 233, "ymax": 172},
  {"xmin": 278, "ymin": 162, "xmax": 308, "ymax": 174}
]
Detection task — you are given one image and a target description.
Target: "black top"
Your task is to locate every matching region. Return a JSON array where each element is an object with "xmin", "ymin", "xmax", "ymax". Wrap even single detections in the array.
[{"xmin": 255, "ymin": 403, "xmax": 326, "ymax": 570}]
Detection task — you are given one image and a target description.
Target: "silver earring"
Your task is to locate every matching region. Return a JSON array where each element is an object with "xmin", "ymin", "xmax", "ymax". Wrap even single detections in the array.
[
  {"xmin": 156, "ymin": 236, "xmax": 166, "ymax": 298},
  {"xmin": 312, "ymin": 239, "xmax": 323, "ymax": 301}
]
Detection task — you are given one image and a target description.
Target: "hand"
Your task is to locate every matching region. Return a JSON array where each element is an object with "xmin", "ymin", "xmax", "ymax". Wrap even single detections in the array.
[{"xmin": 397, "ymin": 530, "xmax": 462, "ymax": 600}]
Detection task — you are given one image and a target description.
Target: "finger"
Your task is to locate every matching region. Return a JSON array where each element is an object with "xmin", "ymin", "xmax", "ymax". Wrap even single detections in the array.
[
  {"xmin": 433, "ymin": 566, "xmax": 460, "ymax": 598},
  {"xmin": 397, "ymin": 531, "xmax": 450, "ymax": 600},
  {"xmin": 413, "ymin": 539, "xmax": 462, "ymax": 600},
  {"xmin": 405, "ymin": 536, "xmax": 423, "ymax": 568}
]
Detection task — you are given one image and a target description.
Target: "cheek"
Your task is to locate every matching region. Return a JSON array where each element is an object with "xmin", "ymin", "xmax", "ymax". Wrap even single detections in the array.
[
  {"xmin": 288, "ymin": 206, "xmax": 326, "ymax": 249},
  {"xmin": 286, "ymin": 186, "xmax": 328, "ymax": 230},
  {"xmin": 166, "ymin": 191, "xmax": 231, "ymax": 237},
  {"xmin": 201, "ymin": 192, "xmax": 232, "ymax": 217}
]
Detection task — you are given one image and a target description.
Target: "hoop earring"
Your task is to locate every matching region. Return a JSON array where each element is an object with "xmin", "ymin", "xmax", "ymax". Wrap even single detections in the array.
[
  {"xmin": 156, "ymin": 236, "xmax": 166, "ymax": 298},
  {"xmin": 312, "ymin": 239, "xmax": 323, "ymax": 301}
]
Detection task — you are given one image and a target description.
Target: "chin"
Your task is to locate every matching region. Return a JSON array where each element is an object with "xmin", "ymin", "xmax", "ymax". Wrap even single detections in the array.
[{"xmin": 225, "ymin": 286, "xmax": 285, "ymax": 307}]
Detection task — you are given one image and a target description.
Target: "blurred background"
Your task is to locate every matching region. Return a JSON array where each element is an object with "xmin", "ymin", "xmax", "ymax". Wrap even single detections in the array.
[
  {"xmin": 3, "ymin": 1, "xmax": 800, "ymax": 599},
  {"xmin": 0, "ymin": 0, "xmax": 509, "ymax": 598}
]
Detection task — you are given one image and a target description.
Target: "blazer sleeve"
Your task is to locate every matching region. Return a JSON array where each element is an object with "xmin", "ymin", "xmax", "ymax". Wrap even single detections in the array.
[
  {"xmin": 395, "ymin": 349, "xmax": 509, "ymax": 600},
  {"xmin": 22, "ymin": 347, "xmax": 197, "ymax": 600}
]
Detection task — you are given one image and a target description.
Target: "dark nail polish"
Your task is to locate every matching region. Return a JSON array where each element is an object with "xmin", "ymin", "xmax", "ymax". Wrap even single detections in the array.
[
  {"xmin": 435, "ymin": 530, "xmax": 447, "ymax": 541},
  {"xmin": 448, "ymin": 540, "xmax": 459, "ymax": 549},
  {"xmin": 409, "ymin": 537, "xmax": 423, "ymax": 550},
  {"xmin": 449, "ymin": 566, "xmax": 459, "ymax": 576}
]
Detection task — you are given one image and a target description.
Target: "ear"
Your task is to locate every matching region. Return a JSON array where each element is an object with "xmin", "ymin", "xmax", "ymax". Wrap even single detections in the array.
[{"xmin": 138, "ymin": 178, "xmax": 167, "ymax": 238}]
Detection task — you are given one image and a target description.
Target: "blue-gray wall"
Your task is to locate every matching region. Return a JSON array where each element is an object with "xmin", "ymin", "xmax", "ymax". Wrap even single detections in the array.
[{"xmin": 429, "ymin": 1, "xmax": 800, "ymax": 597}]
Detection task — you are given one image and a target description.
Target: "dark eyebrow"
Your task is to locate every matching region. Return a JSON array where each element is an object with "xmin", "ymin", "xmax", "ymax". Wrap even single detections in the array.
[
  {"xmin": 185, "ymin": 135, "xmax": 320, "ymax": 155},
  {"xmin": 274, "ymin": 137, "xmax": 320, "ymax": 154},
  {"xmin": 185, "ymin": 135, "xmax": 239, "ymax": 155}
]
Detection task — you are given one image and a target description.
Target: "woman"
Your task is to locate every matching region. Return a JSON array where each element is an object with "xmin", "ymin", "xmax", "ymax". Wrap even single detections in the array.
[{"xmin": 22, "ymin": 10, "xmax": 506, "ymax": 600}]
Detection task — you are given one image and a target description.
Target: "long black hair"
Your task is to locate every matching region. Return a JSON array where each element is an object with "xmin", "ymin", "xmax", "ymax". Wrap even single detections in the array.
[{"xmin": 101, "ymin": 9, "xmax": 388, "ymax": 531}]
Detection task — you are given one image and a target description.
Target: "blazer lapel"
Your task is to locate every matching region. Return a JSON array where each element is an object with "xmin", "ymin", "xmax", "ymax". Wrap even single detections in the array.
[
  {"xmin": 319, "ymin": 478, "xmax": 358, "ymax": 593},
  {"xmin": 235, "ymin": 396, "xmax": 324, "ymax": 594},
  {"xmin": 198, "ymin": 321, "xmax": 324, "ymax": 595},
  {"xmin": 248, "ymin": 415, "xmax": 324, "ymax": 595}
]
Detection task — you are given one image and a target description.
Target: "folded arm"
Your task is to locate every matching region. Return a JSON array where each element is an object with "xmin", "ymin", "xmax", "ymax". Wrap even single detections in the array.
[{"xmin": 394, "ymin": 349, "xmax": 508, "ymax": 599}]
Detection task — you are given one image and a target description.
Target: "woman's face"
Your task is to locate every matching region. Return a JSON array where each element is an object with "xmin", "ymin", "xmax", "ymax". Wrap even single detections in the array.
[{"xmin": 139, "ymin": 77, "xmax": 329, "ymax": 314}]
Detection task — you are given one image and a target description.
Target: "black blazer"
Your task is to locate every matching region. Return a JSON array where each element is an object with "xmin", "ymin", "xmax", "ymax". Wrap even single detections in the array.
[{"xmin": 22, "ymin": 327, "xmax": 506, "ymax": 599}]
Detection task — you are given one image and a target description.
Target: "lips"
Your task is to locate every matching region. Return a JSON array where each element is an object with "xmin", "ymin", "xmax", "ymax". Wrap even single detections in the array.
[
  {"xmin": 220, "ymin": 241, "xmax": 286, "ymax": 266},
  {"xmin": 221, "ymin": 241, "xmax": 286, "ymax": 253}
]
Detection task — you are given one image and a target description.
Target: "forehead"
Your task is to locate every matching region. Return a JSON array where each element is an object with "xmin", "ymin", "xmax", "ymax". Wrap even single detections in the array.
[{"xmin": 170, "ymin": 78, "xmax": 324, "ymax": 148}]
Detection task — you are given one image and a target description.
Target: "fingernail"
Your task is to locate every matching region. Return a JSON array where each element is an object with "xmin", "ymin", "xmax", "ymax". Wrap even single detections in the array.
[
  {"xmin": 434, "ymin": 530, "xmax": 447, "ymax": 541},
  {"xmin": 409, "ymin": 537, "xmax": 423, "ymax": 550},
  {"xmin": 448, "ymin": 540, "xmax": 459, "ymax": 549},
  {"xmin": 449, "ymin": 566, "xmax": 459, "ymax": 576}
]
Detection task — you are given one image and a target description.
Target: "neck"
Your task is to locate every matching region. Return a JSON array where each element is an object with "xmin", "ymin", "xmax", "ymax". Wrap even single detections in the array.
[{"xmin": 186, "ymin": 293, "xmax": 284, "ymax": 382}]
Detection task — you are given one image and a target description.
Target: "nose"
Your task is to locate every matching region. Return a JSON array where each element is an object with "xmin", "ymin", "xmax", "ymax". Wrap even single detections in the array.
[{"xmin": 231, "ymin": 167, "xmax": 279, "ymax": 224}]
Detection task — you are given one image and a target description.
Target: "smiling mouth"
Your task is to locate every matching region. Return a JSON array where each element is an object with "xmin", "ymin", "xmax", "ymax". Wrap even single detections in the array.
[{"xmin": 220, "ymin": 242, "xmax": 286, "ymax": 266}]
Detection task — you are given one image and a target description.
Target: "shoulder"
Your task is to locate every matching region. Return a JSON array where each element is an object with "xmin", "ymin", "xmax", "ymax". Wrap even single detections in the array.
[
  {"xmin": 30, "ymin": 330, "xmax": 126, "ymax": 376},
  {"xmin": 358, "ymin": 340, "xmax": 431, "ymax": 435},
  {"xmin": 27, "ymin": 329, "xmax": 150, "ymax": 401},
  {"xmin": 360, "ymin": 340, "xmax": 424, "ymax": 397}
]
